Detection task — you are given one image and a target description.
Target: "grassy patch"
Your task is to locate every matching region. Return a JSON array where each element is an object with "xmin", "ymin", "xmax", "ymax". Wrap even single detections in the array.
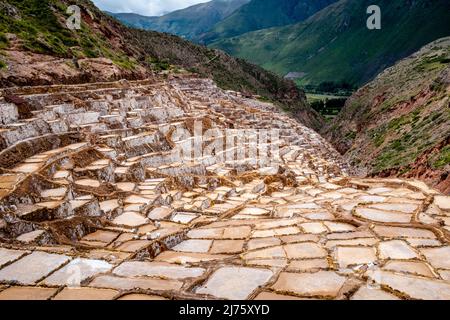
[
  {"xmin": 0, "ymin": 59, "xmax": 6, "ymax": 70},
  {"xmin": 414, "ymin": 54, "xmax": 450, "ymax": 73},
  {"xmin": 147, "ymin": 57, "xmax": 171, "ymax": 72},
  {"xmin": 0, "ymin": 33, "xmax": 8, "ymax": 50},
  {"xmin": 0, "ymin": 0, "xmax": 132, "ymax": 65},
  {"xmin": 113, "ymin": 57, "xmax": 137, "ymax": 70},
  {"xmin": 432, "ymin": 146, "xmax": 450, "ymax": 169}
]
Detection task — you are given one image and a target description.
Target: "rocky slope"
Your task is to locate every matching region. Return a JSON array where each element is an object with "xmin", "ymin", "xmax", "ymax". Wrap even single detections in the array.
[
  {"xmin": 108, "ymin": 0, "xmax": 250, "ymax": 42},
  {"xmin": 0, "ymin": 0, "xmax": 321, "ymax": 130},
  {"xmin": 211, "ymin": 0, "xmax": 450, "ymax": 88},
  {"xmin": 323, "ymin": 37, "xmax": 450, "ymax": 194}
]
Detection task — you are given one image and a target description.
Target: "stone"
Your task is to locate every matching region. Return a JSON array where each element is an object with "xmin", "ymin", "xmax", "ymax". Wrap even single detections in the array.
[
  {"xmin": 335, "ymin": 247, "xmax": 377, "ymax": 268},
  {"xmin": 239, "ymin": 207, "xmax": 270, "ymax": 216},
  {"xmin": 420, "ymin": 247, "xmax": 450, "ymax": 269},
  {"xmin": 148, "ymin": 207, "xmax": 174, "ymax": 220},
  {"xmin": 367, "ymin": 270, "xmax": 450, "ymax": 300},
  {"xmin": 326, "ymin": 238, "xmax": 378, "ymax": 249},
  {"xmin": 280, "ymin": 234, "xmax": 320, "ymax": 243},
  {"xmin": 372, "ymin": 226, "xmax": 435, "ymax": 239},
  {"xmin": 82, "ymin": 230, "xmax": 119, "ymax": 243},
  {"xmin": 53, "ymin": 287, "xmax": 118, "ymax": 300},
  {"xmin": 323, "ymin": 222, "xmax": 355, "ymax": 232},
  {"xmin": 155, "ymin": 251, "xmax": 229, "ymax": 264},
  {"xmin": 16, "ymin": 230, "xmax": 46, "ymax": 244},
  {"xmin": 0, "ymin": 252, "xmax": 70, "ymax": 285},
  {"xmin": 171, "ymin": 212, "xmax": 198, "ymax": 224},
  {"xmin": 222, "ymin": 226, "xmax": 252, "ymax": 239},
  {"xmin": 172, "ymin": 239, "xmax": 212, "ymax": 253},
  {"xmin": 42, "ymin": 258, "xmax": 113, "ymax": 286},
  {"xmin": 0, "ymin": 248, "xmax": 27, "ymax": 267},
  {"xmin": 434, "ymin": 196, "xmax": 450, "ymax": 210},
  {"xmin": 89, "ymin": 275, "xmax": 183, "ymax": 291},
  {"xmin": 115, "ymin": 240, "xmax": 151, "ymax": 252},
  {"xmin": 354, "ymin": 208, "xmax": 411, "ymax": 223},
  {"xmin": 378, "ymin": 240, "xmax": 418, "ymax": 260},
  {"xmin": 383, "ymin": 261, "xmax": 435, "ymax": 278},
  {"xmin": 187, "ymin": 228, "xmax": 222, "ymax": 239},
  {"xmin": 299, "ymin": 222, "xmax": 327, "ymax": 234},
  {"xmin": 406, "ymin": 238, "xmax": 441, "ymax": 247},
  {"xmin": 210, "ymin": 240, "xmax": 245, "ymax": 254},
  {"xmin": 284, "ymin": 242, "xmax": 327, "ymax": 259},
  {"xmin": 351, "ymin": 286, "xmax": 400, "ymax": 300},
  {"xmin": 196, "ymin": 267, "xmax": 273, "ymax": 300},
  {"xmin": 247, "ymin": 259, "xmax": 288, "ymax": 268},
  {"xmin": 244, "ymin": 246, "xmax": 285, "ymax": 260},
  {"xmin": 113, "ymin": 212, "xmax": 148, "ymax": 227},
  {"xmin": 113, "ymin": 261, "xmax": 205, "ymax": 279},
  {"xmin": 369, "ymin": 203, "xmax": 418, "ymax": 213},
  {"xmin": 358, "ymin": 195, "xmax": 386, "ymax": 203},
  {"xmin": 272, "ymin": 271, "xmax": 346, "ymax": 298},
  {"xmin": 247, "ymin": 238, "xmax": 281, "ymax": 250},
  {"xmin": 0, "ymin": 286, "xmax": 57, "ymax": 300},
  {"xmin": 287, "ymin": 259, "xmax": 329, "ymax": 272},
  {"xmin": 100, "ymin": 200, "xmax": 120, "ymax": 213}
]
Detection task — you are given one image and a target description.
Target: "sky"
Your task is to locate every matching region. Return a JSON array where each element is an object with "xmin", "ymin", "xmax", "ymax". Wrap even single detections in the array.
[{"xmin": 92, "ymin": 0, "xmax": 209, "ymax": 16}]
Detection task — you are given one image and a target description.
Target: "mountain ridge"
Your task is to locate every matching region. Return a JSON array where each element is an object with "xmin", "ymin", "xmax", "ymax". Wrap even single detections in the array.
[
  {"xmin": 108, "ymin": 0, "xmax": 250, "ymax": 41},
  {"xmin": 211, "ymin": 0, "xmax": 450, "ymax": 87},
  {"xmin": 201, "ymin": 0, "xmax": 338, "ymax": 44}
]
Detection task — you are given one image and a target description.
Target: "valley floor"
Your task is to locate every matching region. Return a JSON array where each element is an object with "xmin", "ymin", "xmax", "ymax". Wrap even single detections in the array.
[{"xmin": 0, "ymin": 77, "xmax": 449, "ymax": 300}]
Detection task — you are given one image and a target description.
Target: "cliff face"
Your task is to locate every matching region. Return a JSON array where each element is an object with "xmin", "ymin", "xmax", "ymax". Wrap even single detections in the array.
[
  {"xmin": 323, "ymin": 38, "xmax": 450, "ymax": 193},
  {"xmin": 0, "ymin": 0, "xmax": 321, "ymax": 130}
]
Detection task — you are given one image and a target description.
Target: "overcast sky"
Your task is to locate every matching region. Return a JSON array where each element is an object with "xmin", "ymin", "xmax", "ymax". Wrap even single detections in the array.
[{"xmin": 93, "ymin": 0, "xmax": 209, "ymax": 16}]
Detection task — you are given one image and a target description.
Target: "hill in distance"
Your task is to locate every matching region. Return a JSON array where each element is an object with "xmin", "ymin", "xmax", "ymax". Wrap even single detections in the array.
[
  {"xmin": 324, "ymin": 37, "xmax": 450, "ymax": 193},
  {"xmin": 211, "ymin": 0, "xmax": 450, "ymax": 88},
  {"xmin": 108, "ymin": 0, "xmax": 250, "ymax": 42},
  {"xmin": 201, "ymin": 0, "xmax": 338, "ymax": 44}
]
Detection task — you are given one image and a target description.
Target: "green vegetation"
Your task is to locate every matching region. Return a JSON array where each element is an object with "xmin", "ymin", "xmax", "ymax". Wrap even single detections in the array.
[
  {"xmin": 304, "ymin": 81, "xmax": 356, "ymax": 96},
  {"xmin": 0, "ymin": 0, "xmax": 136, "ymax": 69},
  {"xmin": 432, "ymin": 146, "xmax": 450, "ymax": 169},
  {"xmin": 211, "ymin": 0, "xmax": 450, "ymax": 87},
  {"xmin": 110, "ymin": 0, "xmax": 250, "ymax": 42},
  {"xmin": 371, "ymin": 106, "xmax": 448, "ymax": 172},
  {"xmin": 202, "ymin": 0, "xmax": 336, "ymax": 44},
  {"xmin": 0, "ymin": 59, "xmax": 6, "ymax": 70},
  {"xmin": 307, "ymin": 94, "xmax": 347, "ymax": 118},
  {"xmin": 415, "ymin": 53, "xmax": 450, "ymax": 73},
  {"xmin": 146, "ymin": 57, "xmax": 172, "ymax": 72},
  {"xmin": 0, "ymin": 0, "xmax": 77, "ymax": 56},
  {"xmin": 323, "ymin": 36, "xmax": 450, "ymax": 186},
  {"xmin": 0, "ymin": 33, "xmax": 8, "ymax": 49}
]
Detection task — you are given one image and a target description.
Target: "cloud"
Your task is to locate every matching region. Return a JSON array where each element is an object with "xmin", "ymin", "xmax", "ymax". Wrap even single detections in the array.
[{"xmin": 92, "ymin": 0, "xmax": 209, "ymax": 16}]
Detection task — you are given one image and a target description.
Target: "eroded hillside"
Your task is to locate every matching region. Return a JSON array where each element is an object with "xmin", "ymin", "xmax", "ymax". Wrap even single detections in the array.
[
  {"xmin": 0, "ymin": 0, "xmax": 321, "ymax": 130},
  {"xmin": 324, "ymin": 38, "xmax": 450, "ymax": 194}
]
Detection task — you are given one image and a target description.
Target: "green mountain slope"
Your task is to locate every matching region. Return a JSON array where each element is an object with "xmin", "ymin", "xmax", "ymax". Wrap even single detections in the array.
[
  {"xmin": 324, "ymin": 37, "xmax": 450, "ymax": 193},
  {"xmin": 0, "ymin": 0, "xmax": 321, "ymax": 129},
  {"xmin": 201, "ymin": 0, "xmax": 337, "ymax": 44},
  {"xmin": 211, "ymin": 0, "xmax": 450, "ymax": 87},
  {"xmin": 109, "ymin": 0, "xmax": 249, "ymax": 41}
]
